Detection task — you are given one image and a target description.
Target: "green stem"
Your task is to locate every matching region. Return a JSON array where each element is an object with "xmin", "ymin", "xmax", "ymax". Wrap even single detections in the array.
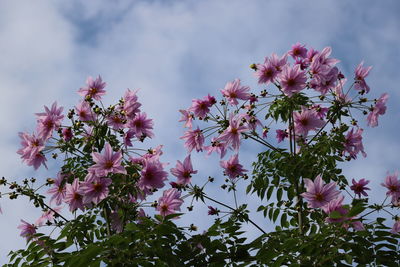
[{"xmin": 202, "ymin": 194, "xmax": 266, "ymax": 235}]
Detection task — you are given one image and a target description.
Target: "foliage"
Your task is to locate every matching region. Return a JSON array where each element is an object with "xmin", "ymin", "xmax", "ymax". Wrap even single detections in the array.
[{"xmin": 2, "ymin": 44, "xmax": 399, "ymax": 266}]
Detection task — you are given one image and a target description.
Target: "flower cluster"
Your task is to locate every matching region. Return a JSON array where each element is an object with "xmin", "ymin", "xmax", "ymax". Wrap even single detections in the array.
[
  {"xmin": 178, "ymin": 44, "xmax": 388, "ymax": 182},
  {"xmin": 15, "ymin": 76, "xmax": 184, "ymax": 238},
  {"xmin": 177, "ymin": 43, "xmax": 398, "ymax": 235}
]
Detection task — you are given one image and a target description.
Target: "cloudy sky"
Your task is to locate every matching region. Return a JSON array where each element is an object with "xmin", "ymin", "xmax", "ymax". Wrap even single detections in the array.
[{"xmin": 0, "ymin": 0, "xmax": 399, "ymax": 263}]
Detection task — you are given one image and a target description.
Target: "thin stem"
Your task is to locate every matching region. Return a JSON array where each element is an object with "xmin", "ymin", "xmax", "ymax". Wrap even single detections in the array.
[
  {"xmin": 202, "ymin": 194, "xmax": 266, "ymax": 234},
  {"xmin": 103, "ymin": 208, "xmax": 111, "ymax": 236},
  {"xmin": 242, "ymin": 133, "xmax": 279, "ymax": 152}
]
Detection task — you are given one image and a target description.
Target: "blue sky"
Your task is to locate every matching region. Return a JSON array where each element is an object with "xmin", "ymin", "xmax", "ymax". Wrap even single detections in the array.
[{"xmin": 0, "ymin": 0, "xmax": 399, "ymax": 263}]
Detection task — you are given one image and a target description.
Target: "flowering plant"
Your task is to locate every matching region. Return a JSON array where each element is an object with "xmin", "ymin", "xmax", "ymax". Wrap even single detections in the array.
[{"xmin": 2, "ymin": 43, "xmax": 400, "ymax": 266}]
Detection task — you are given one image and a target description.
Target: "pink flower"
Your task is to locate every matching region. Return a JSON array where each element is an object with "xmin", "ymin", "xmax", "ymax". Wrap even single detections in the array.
[
  {"xmin": 334, "ymin": 78, "xmax": 351, "ymax": 104},
  {"xmin": 35, "ymin": 207, "xmax": 62, "ymax": 226},
  {"xmin": 243, "ymin": 114, "xmax": 262, "ymax": 132},
  {"xmin": 127, "ymin": 112, "xmax": 154, "ymax": 139},
  {"xmin": 122, "ymin": 89, "xmax": 141, "ymax": 119},
  {"xmin": 311, "ymin": 105, "xmax": 329, "ymax": 119},
  {"xmin": 255, "ymin": 60, "xmax": 278, "ymax": 85},
  {"xmin": 123, "ymin": 131, "xmax": 135, "ymax": 147},
  {"xmin": 157, "ymin": 188, "xmax": 184, "ymax": 217},
  {"xmin": 17, "ymin": 132, "xmax": 44, "ymax": 158},
  {"xmin": 47, "ymin": 173, "xmax": 67, "ymax": 205},
  {"xmin": 170, "ymin": 154, "xmax": 197, "ymax": 185},
  {"xmin": 294, "ymin": 58, "xmax": 308, "ymax": 70},
  {"xmin": 350, "ymin": 178, "xmax": 370, "ymax": 197},
  {"xmin": 310, "ymin": 67, "xmax": 339, "ymax": 95},
  {"xmin": 107, "ymin": 113, "xmax": 125, "ymax": 130},
  {"xmin": 276, "ymin": 129, "xmax": 288, "ymax": 143},
  {"xmin": 179, "ymin": 109, "xmax": 194, "ymax": 129},
  {"xmin": 75, "ymin": 101, "xmax": 96, "ymax": 121},
  {"xmin": 220, "ymin": 154, "xmax": 248, "ymax": 179},
  {"xmin": 288, "ymin": 42, "xmax": 307, "ymax": 59},
  {"xmin": 17, "ymin": 132, "xmax": 47, "ymax": 170},
  {"xmin": 208, "ymin": 206, "xmax": 219, "ymax": 216},
  {"xmin": 110, "ymin": 210, "xmax": 123, "ymax": 233},
  {"xmin": 322, "ymin": 195, "xmax": 348, "ymax": 223},
  {"xmin": 220, "ymin": 79, "xmax": 251, "ymax": 105},
  {"xmin": 279, "ymin": 65, "xmax": 307, "ymax": 97},
  {"xmin": 28, "ymin": 153, "xmax": 47, "ymax": 170},
  {"xmin": 64, "ymin": 178, "xmax": 85, "ymax": 212},
  {"xmin": 35, "ymin": 101, "xmax": 64, "ymax": 121},
  {"xmin": 343, "ymin": 128, "xmax": 367, "ymax": 159},
  {"xmin": 322, "ymin": 195, "xmax": 365, "ymax": 231},
  {"xmin": 354, "ymin": 61, "xmax": 372, "ymax": 93},
  {"xmin": 349, "ymin": 220, "xmax": 365, "ymax": 231},
  {"xmin": 18, "ymin": 220, "xmax": 36, "ymax": 241},
  {"xmin": 270, "ymin": 53, "xmax": 288, "ymax": 73},
  {"xmin": 204, "ymin": 138, "xmax": 228, "ymax": 158},
  {"xmin": 367, "ymin": 93, "xmax": 388, "ymax": 127},
  {"xmin": 62, "ymin": 128, "xmax": 73, "ymax": 141},
  {"xmin": 81, "ymin": 174, "xmax": 112, "ymax": 205},
  {"xmin": 181, "ymin": 127, "xmax": 205, "ymax": 153},
  {"xmin": 138, "ymin": 158, "xmax": 168, "ymax": 195},
  {"xmin": 314, "ymin": 47, "xmax": 340, "ymax": 67},
  {"xmin": 35, "ymin": 102, "xmax": 64, "ymax": 140},
  {"xmin": 216, "ymin": 114, "xmax": 248, "ymax": 150},
  {"xmin": 305, "ymin": 47, "xmax": 318, "ymax": 65},
  {"xmin": 131, "ymin": 145, "xmax": 164, "ymax": 165},
  {"xmin": 301, "ymin": 175, "xmax": 340, "ymax": 208},
  {"xmin": 391, "ymin": 220, "xmax": 400, "ymax": 234},
  {"xmin": 89, "ymin": 143, "xmax": 126, "ymax": 176},
  {"xmin": 189, "ymin": 94, "xmax": 215, "ymax": 119},
  {"xmin": 78, "ymin": 75, "xmax": 106, "ymax": 100},
  {"xmin": 293, "ymin": 107, "xmax": 325, "ymax": 137},
  {"xmin": 381, "ymin": 172, "xmax": 400, "ymax": 204}
]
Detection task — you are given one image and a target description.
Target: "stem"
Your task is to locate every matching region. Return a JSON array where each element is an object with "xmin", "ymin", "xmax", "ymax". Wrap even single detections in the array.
[
  {"xmin": 202, "ymin": 194, "xmax": 266, "ymax": 234},
  {"xmin": 290, "ymin": 107, "xmax": 303, "ymax": 234},
  {"xmin": 242, "ymin": 133, "xmax": 279, "ymax": 152},
  {"xmin": 103, "ymin": 208, "xmax": 111, "ymax": 236}
]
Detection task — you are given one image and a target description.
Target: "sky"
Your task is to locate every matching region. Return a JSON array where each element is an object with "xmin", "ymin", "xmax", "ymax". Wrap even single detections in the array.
[{"xmin": 0, "ymin": 0, "xmax": 399, "ymax": 263}]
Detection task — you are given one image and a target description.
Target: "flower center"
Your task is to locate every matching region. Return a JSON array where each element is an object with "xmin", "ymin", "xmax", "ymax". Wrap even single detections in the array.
[
  {"xmin": 300, "ymin": 118, "xmax": 309, "ymax": 126},
  {"xmin": 161, "ymin": 204, "xmax": 169, "ymax": 212},
  {"xmin": 45, "ymin": 120, "xmax": 54, "ymax": 129},
  {"xmin": 134, "ymin": 120, "xmax": 143, "ymax": 128},
  {"xmin": 89, "ymin": 87, "xmax": 98, "ymax": 96},
  {"xmin": 315, "ymin": 193, "xmax": 324, "ymax": 201},
  {"xmin": 73, "ymin": 192, "xmax": 81, "ymax": 201},
  {"xmin": 264, "ymin": 69, "xmax": 273, "ymax": 77},
  {"xmin": 93, "ymin": 183, "xmax": 103, "ymax": 192},
  {"xmin": 104, "ymin": 161, "xmax": 114, "ymax": 169},
  {"xmin": 228, "ymin": 165, "xmax": 237, "ymax": 173},
  {"xmin": 113, "ymin": 116, "xmax": 122, "ymax": 124},
  {"xmin": 389, "ymin": 185, "xmax": 399, "ymax": 192},
  {"xmin": 287, "ymin": 79, "xmax": 296, "ymax": 87}
]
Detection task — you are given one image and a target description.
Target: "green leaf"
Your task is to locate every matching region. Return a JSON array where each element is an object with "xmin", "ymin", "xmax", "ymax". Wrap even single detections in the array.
[
  {"xmin": 272, "ymin": 209, "xmax": 280, "ymax": 223},
  {"xmin": 280, "ymin": 213, "xmax": 287, "ymax": 228},
  {"xmin": 276, "ymin": 188, "xmax": 283, "ymax": 202},
  {"xmin": 266, "ymin": 186, "xmax": 274, "ymax": 201},
  {"xmin": 329, "ymin": 210, "xmax": 343, "ymax": 219},
  {"xmin": 347, "ymin": 204, "xmax": 366, "ymax": 217}
]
